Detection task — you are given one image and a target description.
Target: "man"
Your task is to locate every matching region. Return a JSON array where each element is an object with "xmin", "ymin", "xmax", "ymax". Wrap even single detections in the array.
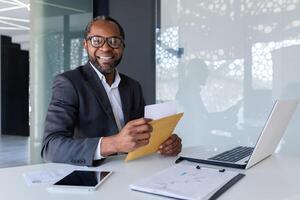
[{"xmin": 41, "ymin": 16, "xmax": 182, "ymax": 166}]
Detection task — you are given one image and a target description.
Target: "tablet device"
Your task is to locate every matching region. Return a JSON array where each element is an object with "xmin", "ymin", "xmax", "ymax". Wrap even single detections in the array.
[{"xmin": 49, "ymin": 170, "xmax": 112, "ymax": 191}]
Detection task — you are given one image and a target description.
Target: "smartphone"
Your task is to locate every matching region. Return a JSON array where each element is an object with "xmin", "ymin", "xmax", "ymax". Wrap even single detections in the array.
[{"xmin": 48, "ymin": 170, "xmax": 112, "ymax": 191}]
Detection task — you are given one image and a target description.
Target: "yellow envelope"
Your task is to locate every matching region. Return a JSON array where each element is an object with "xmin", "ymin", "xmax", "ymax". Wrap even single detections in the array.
[{"xmin": 125, "ymin": 113, "xmax": 184, "ymax": 161}]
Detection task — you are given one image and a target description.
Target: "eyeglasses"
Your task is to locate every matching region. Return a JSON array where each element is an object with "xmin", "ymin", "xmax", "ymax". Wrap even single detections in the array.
[{"xmin": 86, "ymin": 35, "xmax": 124, "ymax": 49}]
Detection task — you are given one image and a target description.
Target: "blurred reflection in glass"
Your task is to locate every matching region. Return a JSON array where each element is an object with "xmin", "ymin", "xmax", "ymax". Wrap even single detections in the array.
[{"xmin": 176, "ymin": 59, "xmax": 242, "ymax": 147}]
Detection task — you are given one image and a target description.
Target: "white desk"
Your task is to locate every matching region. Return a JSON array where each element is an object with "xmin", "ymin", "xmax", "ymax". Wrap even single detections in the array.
[{"xmin": 1, "ymin": 147, "xmax": 300, "ymax": 200}]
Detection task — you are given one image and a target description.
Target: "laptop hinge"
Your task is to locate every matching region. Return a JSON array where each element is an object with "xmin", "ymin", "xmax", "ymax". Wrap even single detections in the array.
[{"xmin": 175, "ymin": 156, "xmax": 247, "ymax": 169}]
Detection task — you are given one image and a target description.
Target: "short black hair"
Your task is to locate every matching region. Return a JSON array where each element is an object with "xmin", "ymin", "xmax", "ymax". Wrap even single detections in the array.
[{"xmin": 84, "ymin": 16, "xmax": 125, "ymax": 40}]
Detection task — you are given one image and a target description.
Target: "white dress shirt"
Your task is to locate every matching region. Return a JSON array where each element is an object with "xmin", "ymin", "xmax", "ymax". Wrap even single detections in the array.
[{"xmin": 90, "ymin": 63, "xmax": 125, "ymax": 160}]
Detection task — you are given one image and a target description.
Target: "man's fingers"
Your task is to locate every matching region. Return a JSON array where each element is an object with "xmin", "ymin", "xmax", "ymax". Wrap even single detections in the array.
[
  {"xmin": 160, "ymin": 142, "xmax": 182, "ymax": 156},
  {"xmin": 163, "ymin": 139, "xmax": 179, "ymax": 151},
  {"xmin": 128, "ymin": 118, "xmax": 151, "ymax": 126},
  {"xmin": 134, "ymin": 139, "xmax": 150, "ymax": 148},
  {"xmin": 164, "ymin": 145, "xmax": 182, "ymax": 156},
  {"xmin": 132, "ymin": 124, "xmax": 152, "ymax": 134},
  {"xmin": 159, "ymin": 138, "xmax": 173, "ymax": 149},
  {"xmin": 160, "ymin": 138, "xmax": 180, "ymax": 152},
  {"xmin": 158, "ymin": 135, "xmax": 182, "ymax": 156},
  {"xmin": 135, "ymin": 132, "xmax": 151, "ymax": 140},
  {"xmin": 159, "ymin": 135, "xmax": 179, "ymax": 149}
]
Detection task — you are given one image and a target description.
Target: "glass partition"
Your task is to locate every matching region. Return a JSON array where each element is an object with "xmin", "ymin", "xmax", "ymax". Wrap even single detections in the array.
[
  {"xmin": 30, "ymin": 0, "xmax": 92, "ymax": 163},
  {"xmin": 156, "ymin": 0, "xmax": 300, "ymax": 154}
]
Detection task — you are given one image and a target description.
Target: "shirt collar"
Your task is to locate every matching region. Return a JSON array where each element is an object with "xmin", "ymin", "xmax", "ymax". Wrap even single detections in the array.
[{"xmin": 90, "ymin": 62, "xmax": 121, "ymax": 89}]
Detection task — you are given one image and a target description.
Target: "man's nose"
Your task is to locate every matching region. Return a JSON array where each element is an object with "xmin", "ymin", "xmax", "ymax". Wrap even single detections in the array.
[{"xmin": 100, "ymin": 40, "xmax": 113, "ymax": 51}]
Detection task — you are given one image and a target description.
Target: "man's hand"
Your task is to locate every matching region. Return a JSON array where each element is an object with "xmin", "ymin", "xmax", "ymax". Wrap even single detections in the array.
[
  {"xmin": 158, "ymin": 134, "xmax": 182, "ymax": 156},
  {"xmin": 101, "ymin": 118, "xmax": 152, "ymax": 156},
  {"xmin": 114, "ymin": 118, "xmax": 152, "ymax": 152}
]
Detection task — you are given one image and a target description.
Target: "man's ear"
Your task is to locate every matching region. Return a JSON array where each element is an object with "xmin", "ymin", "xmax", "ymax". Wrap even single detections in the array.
[{"xmin": 83, "ymin": 39, "xmax": 87, "ymax": 50}]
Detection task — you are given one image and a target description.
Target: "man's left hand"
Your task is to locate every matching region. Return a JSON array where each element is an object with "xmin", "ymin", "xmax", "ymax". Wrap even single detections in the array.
[{"xmin": 158, "ymin": 134, "xmax": 182, "ymax": 156}]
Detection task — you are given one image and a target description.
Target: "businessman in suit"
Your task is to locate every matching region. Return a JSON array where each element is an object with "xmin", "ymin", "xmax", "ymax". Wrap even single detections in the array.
[{"xmin": 41, "ymin": 16, "xmax": 182, "ymax": 166}]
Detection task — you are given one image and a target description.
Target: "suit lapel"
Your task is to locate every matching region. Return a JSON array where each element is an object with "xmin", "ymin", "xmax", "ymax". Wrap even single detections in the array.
[
  {"xmin": 81, "ymin": 63, "xmax": 118, "ymax": 130},
  {"xmin": 118, "ymin": 76, "xmax": 131, "ymax": 124}
]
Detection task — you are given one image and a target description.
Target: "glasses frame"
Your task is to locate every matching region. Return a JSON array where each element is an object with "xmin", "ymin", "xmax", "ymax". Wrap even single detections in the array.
[{"xmin": 86, "ymin": 35, "xmax": 124, "ymax": 49}]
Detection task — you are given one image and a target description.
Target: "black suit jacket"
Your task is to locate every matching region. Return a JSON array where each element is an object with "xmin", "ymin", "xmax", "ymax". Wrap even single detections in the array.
[{"xmin": 41, "ymin": 63, "xmax": 145, "ymax": 166}]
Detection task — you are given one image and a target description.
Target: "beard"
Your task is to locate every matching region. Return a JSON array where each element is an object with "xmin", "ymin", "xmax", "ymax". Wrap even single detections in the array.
[{"xmin": 88, "ymin": 54, "xmax": 123, "ymax": 75}]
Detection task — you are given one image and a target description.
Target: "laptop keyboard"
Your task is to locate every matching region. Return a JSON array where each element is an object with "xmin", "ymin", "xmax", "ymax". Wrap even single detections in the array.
[{"xmin": 208, "ymin": 146, "xmax": 254, "ymax": 163}]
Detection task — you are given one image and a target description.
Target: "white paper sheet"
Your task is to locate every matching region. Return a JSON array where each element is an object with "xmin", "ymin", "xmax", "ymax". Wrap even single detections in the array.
[
  {"xmin": 23, "ymin": 169, "xmax": 72, "ymax": 186},
  {"xmin": 145, "ymin": 101, "xmax": 177, "ymax": 120}
]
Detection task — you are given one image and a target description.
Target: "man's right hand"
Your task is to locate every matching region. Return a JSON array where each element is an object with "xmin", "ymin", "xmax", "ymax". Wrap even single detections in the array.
[
  {"xmin": 113, "ymin": 118, "xmax": 152, "ymax": 152},
  {"xmin": 101, "ymin": 118, "xmax": 152, "ymax": 156}
]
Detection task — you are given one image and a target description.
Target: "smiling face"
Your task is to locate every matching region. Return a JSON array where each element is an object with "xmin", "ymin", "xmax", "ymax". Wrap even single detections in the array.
[{"xmin": 83, "ymin": 20, "xmax": 124, "ymax": 75}]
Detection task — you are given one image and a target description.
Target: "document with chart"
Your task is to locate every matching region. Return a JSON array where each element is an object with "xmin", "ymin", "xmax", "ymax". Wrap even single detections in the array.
[{"xmin": 130, "ymin": 163, "xmax": 244, "ymax": 200}]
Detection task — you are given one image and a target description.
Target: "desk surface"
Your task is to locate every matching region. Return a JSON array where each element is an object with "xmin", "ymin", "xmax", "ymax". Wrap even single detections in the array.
[{"xmin": 1, "ymin": 147, "xmax": 300, "ymax": 200}]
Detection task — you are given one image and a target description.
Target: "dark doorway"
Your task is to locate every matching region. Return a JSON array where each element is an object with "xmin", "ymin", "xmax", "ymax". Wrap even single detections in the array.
[{"xmin": 1, "ymin": 35, "xmax": 29, "ymax": 136}]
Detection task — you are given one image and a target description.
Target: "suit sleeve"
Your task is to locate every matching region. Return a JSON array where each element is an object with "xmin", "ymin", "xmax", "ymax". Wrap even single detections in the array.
[
  {"xmin": 41, "ymin": 75, "xmax": 100, "ymax": 166},
  {"xmin": 136, "ymin": 81, "xmax": 146, "ymax": 118}
]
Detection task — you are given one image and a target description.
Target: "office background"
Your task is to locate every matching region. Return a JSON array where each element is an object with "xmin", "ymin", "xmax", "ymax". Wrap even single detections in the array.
[
  {"xmin": 0, "ymin": 0, "xmax": 300, "ymax": 167},
  {"xmin": 158, "ymin": 0, "xmax": 300, "ymax": 154}
]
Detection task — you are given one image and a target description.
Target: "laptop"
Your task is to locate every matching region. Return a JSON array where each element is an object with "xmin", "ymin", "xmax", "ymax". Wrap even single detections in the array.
[{"xmin": 176, "ymin": 99, "xmax": 299, "ymax": 169}]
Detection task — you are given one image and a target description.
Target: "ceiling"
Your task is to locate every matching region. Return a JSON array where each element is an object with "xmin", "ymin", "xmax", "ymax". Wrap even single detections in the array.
[{"xmin": 0, "ymin": 0, "xmax": 29, "ymax": 50}]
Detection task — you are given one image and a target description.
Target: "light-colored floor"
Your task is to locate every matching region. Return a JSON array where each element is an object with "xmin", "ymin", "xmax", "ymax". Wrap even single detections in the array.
[{"xmin": 0, "ymin": 135, "xmax": 29, "ymax": 168}]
